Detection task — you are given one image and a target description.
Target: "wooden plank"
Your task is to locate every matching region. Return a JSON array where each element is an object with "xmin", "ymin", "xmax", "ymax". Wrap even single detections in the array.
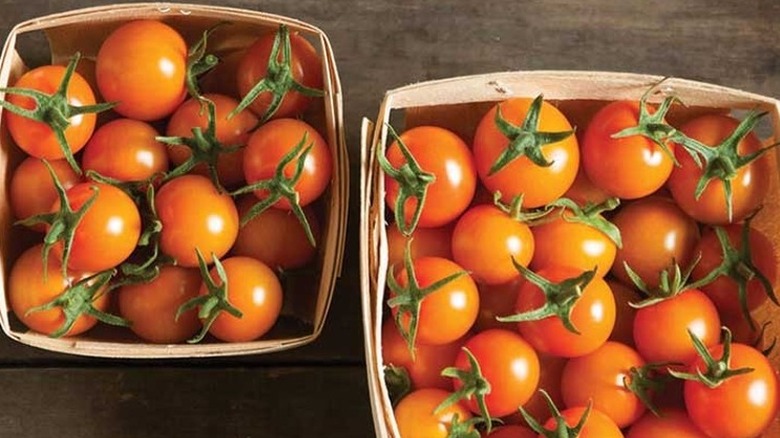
[{"xmin": 0, "ymin": 366, "xmax": 374, "ymax": 437}]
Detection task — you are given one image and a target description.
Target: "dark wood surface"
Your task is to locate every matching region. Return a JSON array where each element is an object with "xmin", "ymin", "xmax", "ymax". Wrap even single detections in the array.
[{"xmin": 1, "ymin": 0, "xmax": 779, "ymax": 436}]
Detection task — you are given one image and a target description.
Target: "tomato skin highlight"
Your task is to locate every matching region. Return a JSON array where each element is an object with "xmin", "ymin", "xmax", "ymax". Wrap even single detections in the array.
[
  {"xmin": 582, "ymin": 100, "xmax": 675, "ymax": 199},
  {"xmin": 6, "ymin": 65, "xmax": 97, "ymax": 159},
  {"xmin": 452, "ymin": 205, "xmax": 534, "ymax": 285},
  {"xmin": 473, "ymin": 98, "xmax": 579, "ymax": 208},
  {"xmin": 9, "ymin": 245, "xmax": 109, "ymax": 337},
  {"xmin": 96, "ymin": 20, "xmax": 187, "ymax": 121},
  {"xmin": 626, "ymin": 408, "xmax": 707, "ymax": 438},
  {"xmin": 683, "ymin": 343, "xmax": 778, "ymax": 438},
  {"xmin": 82, "ymin": 118, "xmax": 169, "ymax": 182},
  {"xmin": 541, "ymin": 406, "xmax": 624, "ymax": 438},
  {"xmin": 10, "ymin": 158, "xmax": 81, "ymax": 231},
  {"xmin": 515, "ymin": 266, "xmax": 616, "ymax": 358},
  {"xmin": 668, "ymin": 114, "xmax": 770, "ymax": 225},
  {"xmin": 118, "ymin": 266, "xmax": 202, "ymax": 344},
  {"xmin": 384, "ymin": 126, "xmax": 477, "ymax": 229},
  {"xmin": 394, "ymin": 388, "xmax": 473, "ymax": 438},
  {"xmin": 156, "ymin": 175, "xmax": 239, "ymax": 268}
]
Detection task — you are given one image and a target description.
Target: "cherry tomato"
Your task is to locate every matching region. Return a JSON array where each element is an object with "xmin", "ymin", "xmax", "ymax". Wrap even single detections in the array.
[
  {"xmin": 485, "ymin": 425, "xmax": 536, "ymax": 438},
  {"xmin": 9, "ymin": 245, "xmax": 109, "ymax": 336},
  {"xmin": 608, "ymin": 280, "xmax": 640, "ymax": 347},
  {"xmin": 96, "ymin": 20, "xmax": 187, "ymax": 121},
  {"xmin": 633, "ymin": 289, "xmax": 720, "ymax": 364},
  {"xmin": 231, "ymin": 196, "xmax": 319, "ymax": 270},
  {"xmin": 452, "ymin": 205, "xmax": 534, "ymax": 285},
  {"xmin": 156, "ymin": 175, "xmax": 239, "ymax": 268},
  {"xmin": 243, "ymin": 118, "xmax": 332, "ymax": 209},
  {"xmin": 450, "ymin": 329, "xmax": 539, "ymax": 418},
  {"xmin": 531, "ymin": 210, "xmax": 616, "ymax": 278},
  {"xmin": 394, "ymin": 388, "xmax": 473, "ymax": 438},
  {"xmin": 627, "ymin": 409, "xmax": 707, "ymax": 438},
  {"xmin": 6, "ymin": 64, "xmax": 97, "ymax": 159},
  {"xmin": 582, "ymin": 100, "xmax": 675, "ymax": 199},
  {"xmin": 474, "ymin": 98, "xmax": 579, "ymax": 208},
  {"xmin": 668, "ymin": 114, "xmax": 770, "ymax": 224},
  {"xmin": 515, "ymin": 266, "xmax": 616, "ymax": 357},
  {"xmin": 563, "ymin": 167, "xmax": 611, "ymax": 206},
  {"xmin": 82, "ymin": 118, "xmax": 169, "ymax": 182},
  {"xmin": 237, "ymin": 30, "xmax": 323, "ymax": 119},
  {"xmin": 683, "ymin": 342, "xmax": 778, "ymax": 438},
  {"xmin": 387, "ymin": 224, "xmax": 453, "ymax": 268},
  {"xmin": 474, "ymin": 279, "xmax": 522, "ymax": 332},
  {"xmin": 382, "ymin": 318, "xmax": 462, "ymax": 390},
  {"xmin": 693, "ymin": 224, "xmax": 777, "ymax": 316},
  {"xmin": 384, "ymin": 126, "xmax": 476, "ymax": 229},
  {"xmin": 51, "ymin": 182, "xmax": 141, "ymax": 272},
  {"xmin": 118, "ymin": 266, "xmax": 201, "ymax": 344},
  {"xmin": 561, "ymin": 341, "xmax": 647, "ymax": 428},
  {"xmin": 391, "ymin": 257, "xmax": 479, "ymax": 346},
  {"xmin": 611, "ymin": 197, "xmax": 699, "ymax": 289},
  {"xmin": 540, "ymin": 406, "xmax": 624, "ymax": 438},
  {"xmin": 509, "ymin": 354, "xmax": 566, "ymax": 428},
  {"xmin": 10, "ymin": 158, "xmax": 81, "ymax": 230},
  {"xmin": 166, "ymin": 93, "xmax": 258, "ymax": 188},
  {"xmin": 201, "ymin": 256, "xmax": 283, "ymax": 342}
]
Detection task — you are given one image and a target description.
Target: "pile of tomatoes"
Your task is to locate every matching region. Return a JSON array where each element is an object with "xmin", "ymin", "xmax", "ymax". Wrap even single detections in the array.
[
  {"xmin": 2, "ymin": 19, "xmax": 332, "ymax": 345},
  {"xmin": 379, "ymin": 86, "xmax": 780, "ymax": 437}
]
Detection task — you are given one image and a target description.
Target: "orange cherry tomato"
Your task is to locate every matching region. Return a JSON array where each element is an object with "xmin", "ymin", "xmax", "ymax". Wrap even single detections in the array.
[
  {"xmin": 485, "ymin": 425, "xmax": 536, "ymax": 438},
  {"xmin": 387, "ymin": 224, "xmax": 453, "ymax": 268},
  {"xmin": 627, "ymin": 408, "xmax": 707, "ymax": 438},
  {"xmin": 505, "ymin": 354, "xmax": 566, "ymax": 428},
  {"xmin": 394, "ymin": 388, "xmax": 473, "ymax": 438},
  {"xmin": 540, "ymin": 406, "xmax": 624, "ymax": 438},
  {"xmin": 563, "ymin": 167, "xmax": 611, "ymax": 206},
  {"xmin": 96, "ymin": 20, "xmax": 187, "ymax": 121},
  {"xmin": 10, "ymin": 157, "xmax": 81, "ymax": 230},
  {"xmin": 82, "ymin": 118, "xmax": 169, "ymax": 182}
]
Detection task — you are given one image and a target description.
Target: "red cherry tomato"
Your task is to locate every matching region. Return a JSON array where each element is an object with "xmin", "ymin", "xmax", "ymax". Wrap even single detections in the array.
[{"xmin": 82, "ymin": 118, "xmax": 169, "ymax": 182}]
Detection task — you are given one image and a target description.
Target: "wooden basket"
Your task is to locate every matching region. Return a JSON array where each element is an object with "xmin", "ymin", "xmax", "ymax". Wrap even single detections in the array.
[
  {"xmin": 360, "ymin": 71, "xmax": 780, "ymax": 437},
  {"xmin": 0, "ymin": 3, "xmax": 348, "ymax": 358}
]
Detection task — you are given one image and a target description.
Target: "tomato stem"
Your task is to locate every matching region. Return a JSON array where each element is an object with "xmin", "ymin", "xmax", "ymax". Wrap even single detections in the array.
[
  {"xmin": 669, "ymin": 327, "xmax": 755, "ymax": 389},
  {"xmin": 487, "ymin": 95, "xmax": 574, "ymax": 176},
  {"xmin": 383, "ymin": 364, "xmax": 411, "ymax": 407},
  {"xmin": 542, "ymin": 197, "xmax": 623, "ymax": 247},
  {"xmin": 624, "ymin": 362, "xmax": 676, "ymax": 417},
  {"xmin": 446, "ymin": 413, "xmax": 483, "ymax": 438},
  {"xmin": 437, "ymin": 347, "xmax": 494, "ymax": 434},
  {"xmin": 625, "ymin": 257, "xmax": 701, "ymax": 308},
  {"xmin": 520, "ymin": 390, "xmax": 591, "ymax": 438},
  {"xmin": 185, "ymin": 23, "xmax": 224, "ymax": 100},
  {"xmin": 493, "ymin": 192, "xmax": 555, "ymax": 223},
  {"xmin": 229, "ymin": 24, "xmax": 323, "ymax": 122},
  {"xmin": 0, "ymin": 52, "xmax": 116, "ymax": 175}
]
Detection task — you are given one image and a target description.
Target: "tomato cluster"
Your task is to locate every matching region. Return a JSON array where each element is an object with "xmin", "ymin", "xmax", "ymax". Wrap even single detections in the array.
[
  {"xmin": 2, "ymin": 19, "xmax": 332, "ymax": 344},
  {"xmin": 380, "ymin": 87, "xmax": 780, "ymax": 438}
]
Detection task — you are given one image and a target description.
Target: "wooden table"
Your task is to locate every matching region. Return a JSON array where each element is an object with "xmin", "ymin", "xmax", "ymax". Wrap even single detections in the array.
[{"xmin": 1, "ymin": 1, "xmax": 778, "ymax": 436}]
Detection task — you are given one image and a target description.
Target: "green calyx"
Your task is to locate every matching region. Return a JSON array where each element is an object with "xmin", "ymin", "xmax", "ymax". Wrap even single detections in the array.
[
  {"xmin": 383, "ymin": 364, "xmax": 411, "ymax": 407},
  {"xmin": 669, "ymin": 327, "xmax": 754, "ymax": 389},
  {"xmin": 545, "ymin": 197, "xmax": 623, "ymax": 247},
  {"xmin": 689, "ymin": 217, "xmax": 778, "ymax": 331},
  {"xmin": 25, "ymin": 269, "xmax": 129, "ymax": 338},
  {"xmin": 157, "ymin": 97, "xmax": 243, "ymax": 193},
  {"xmin": 493, "ymin": 192, "xmax": 555, "ymax": 223},
  {"xmin": 446, "ymin": 414, "xmax": 484, "ymax": 438},
  {"xmin": 488, "ymin": 94, "xmax": 574, "ymax": 176},
  {"xmin": 377, "ymin": 123, "xmax": 435, "ymax": 237},
  {"xmin": 185, "ymin": 23, "xmax": 223, "ymax": 100},
  {"xmin": 0, "ymin": 52, "xmax": 115, "ymax": 175},
  {"xmin": 625, "ymin": 258, "xmax": 699, "ymax": 309},
  {"xmin": 437, "ymin": 347, "xmax": 493, "ymax": 434},
  {"xmin": 521, "ymin": 390, "xmax": 591, "ymax": 438},
  {"xmin": 229, "ymin": 24, "xmax": 324, "ymax": 122},
  {"xmin": 177, "ymin": 249, "xmax": 243, "ymax": 344},
  {"xmin": 497, "ymin": 261, "xmax": 597, "ymax": 335},
  {"xmin": 16, "ymin": 160, "xmax": 97, "ymax": 281},
  {"xmin": 231, "ymin": 131, "xmax": 317, "ymax": 247},
  {"xmin": 611, "ymin": 82, "xmax": 680, "ymax": 164},
  {"xmin": 624, "ymin": 362, "xmax": 676, "ymax": 417},
  {"xmin": 386, "ymin": 240, "xmax": 467, "ymax": 358}
]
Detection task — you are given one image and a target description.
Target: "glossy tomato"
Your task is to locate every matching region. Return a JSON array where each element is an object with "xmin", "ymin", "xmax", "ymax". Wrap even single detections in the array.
[
  {"xmin": 509, "ymin": 354, "xmax": 566, "ymax": 428},
  {"xmin": 199, "ymin": 256, "xmax": 283, "ymax": 342},
  {"xmin": 668, "ymin": 114, "xmax": 770, "ymax": 224},
  {"xmin": 452, "ymin": 204, "xmax": 534, "ymax": 285},
  {"xmin": 237, "ymin": 28, "xmax": 323, "ymax": 119},
  {"xmin": 96, "ymin": 20, "xmax": 187, "ymax": 120},
  {"xmin": 166, "ymin": 93, "xmax": 258, "ymax": 188},
  {"xmin": 5, "ymin": 64, "xmax": 98, "ymax": 159},
  {"xmin": 627, "ymin": 409, "xmax": 707, "ymax": 438},
  {"xmin": 231, "ymin": 195, "xmax": 319, "ymax": 270},
  {"xmin": 82, "ymin": 118, "xmax": 169, "ymax": 182},
  {"xmin": 539, "ymin": 406, "xmax": 624, "ymax": 438},
  {"xmin": 382, "ymin": 318, "xmax": 462, "ymax": 390},
  {"xmin": 560, "ymin": 341, "xmax": 647, "ymax": 428},
  {"xmin": 243, "ymin": 118, "xmax": 332, "ymax": 210},
  {"xmin": 156, "ymin": 175, "xmax": 239, "ymax": 268},
  {"xmin": 387, "ymin": 224, "xmax": 453, "ymax": 268},
  {"xmin": 563, "ymin": 167, "xmax": 611, "ymax": 206},
  {"xmin": 611, "ymin": 197, "xmax": 699, "ymax": 289},
  {"xmin": 451, "ymin": 329, "xmax": 540, "ymax": 418},
  {"xmin": 9, "ymin": 245, "xmax": 109, "ymax": 337},
  {"xmin": 581, "ymin": 100, "xmax": 675, "ymax": 199},
  {"xmin": 394, "ymin": 388, "xmax": 473, "ymax": 438},
  {"xmin": 514, "ymin": 266, "xmax": 616, "ymax": 357},
  {"xmin": 383, "ymin": 126, "xmax": 476, "ymax": 231},
  {"xmin": 52, "ymin": 182, "xmax": 142, "ymax": 273},
  {"xmin": 473, "ymin": 97, "xmax": 579, "ymax": 208},
  {"xmin": 118, "ymin": 265, "xmax": 202, "ymax": 344},
  {"xmin": 10, "ymin": 158, "xmax": 81, "ymax": 230}
]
